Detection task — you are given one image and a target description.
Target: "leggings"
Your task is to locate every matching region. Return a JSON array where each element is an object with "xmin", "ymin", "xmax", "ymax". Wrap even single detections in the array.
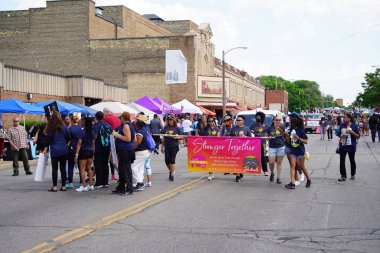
[
  {"xmin": 67, "ymin": 148, "xmax": 75, "ymax": 183},
  {"xmin": 165, "ymin": 146, "xmax": 179, "ymax": 165},
  {"xmin": 261, "ymin": 144, "xmax": 268, "ymax": 173},
  {"xmin": 51, "ymin": 154, "xmax": 67, "ymax": 187}
]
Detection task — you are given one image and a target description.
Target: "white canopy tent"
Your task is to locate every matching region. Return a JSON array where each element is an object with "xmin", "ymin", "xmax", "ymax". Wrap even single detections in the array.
[
  {"xmin": 90, "ymin": 101, "xmax": 139, "ymax": 115},
  {"xmin": 126, "ymin": 102, "xmax": 156, "ymax": 120},
  {"xmin": 172, "ymin": 99, "xmax": 203, "ymax": 114}
]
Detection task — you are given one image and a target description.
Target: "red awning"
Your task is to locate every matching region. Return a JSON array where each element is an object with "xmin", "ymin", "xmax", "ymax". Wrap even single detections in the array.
[{"xmin": 197, "ymin": 105, "xmax": 216, "ymax": 116}]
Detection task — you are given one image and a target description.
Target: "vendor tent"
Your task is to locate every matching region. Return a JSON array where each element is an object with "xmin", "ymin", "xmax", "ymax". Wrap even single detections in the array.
[
  {"xmin": 197, "ymin": 105, "xmax": 216, "ymax": 116},
  {"xmin": 34, "ymin": 100, "xmax": 87, "ymax": 115},
  {"xmin": 0, "ymin": 99, "xmax": 44, "ymax": 114},
  {"xmin": 152, "ymin": 97, "xmax": 181, "ymax": 114},
  {"xmin": 135, "ymin": 96, "xmax": 170, "ymax": 114},
  {"xmin": 72, "ymin": 103, "xmax": 98, "ymax": 116},
  {"xmin": 90, "ymin": 101, "xmax": 138, "ymax": 115},
  {"xmin": 172, "ymin": 99, "xmax": 203, "ymax": 114},
  {"xmin": 126, "ymin": 102, "xmax": 156, "ymax": 119}
]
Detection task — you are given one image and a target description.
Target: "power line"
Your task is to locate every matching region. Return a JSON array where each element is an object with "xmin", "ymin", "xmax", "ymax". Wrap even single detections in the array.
[{"xmin": 256, "ymin": 21, "xmax": 380, "ymax": 58}]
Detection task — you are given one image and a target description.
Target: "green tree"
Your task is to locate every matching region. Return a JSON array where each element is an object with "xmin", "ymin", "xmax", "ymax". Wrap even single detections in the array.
[
  {"xmin": 259, "ymin": 75, "xmax": 334, "ymax": 112},
  {"xmin": 355, "ymin": 68, "xmax": 380, "ymax": 107}
]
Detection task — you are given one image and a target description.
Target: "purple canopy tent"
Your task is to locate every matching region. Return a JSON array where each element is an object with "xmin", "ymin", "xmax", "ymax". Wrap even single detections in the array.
[
  {"xmin": 152, "ymin": 97, "xmax": 181, "ymax": 114},
  {"xmin": 135, "ymin": 96, "xmax": 172, "ymax": 114}
]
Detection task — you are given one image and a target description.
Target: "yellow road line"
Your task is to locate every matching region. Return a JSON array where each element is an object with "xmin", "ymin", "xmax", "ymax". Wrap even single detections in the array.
[{"xmin": 21, "ymin": 177, "xmax": 206, "ymax": 253}]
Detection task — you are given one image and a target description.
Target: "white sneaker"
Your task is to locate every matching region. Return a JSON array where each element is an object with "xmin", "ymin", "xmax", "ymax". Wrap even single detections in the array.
[
  {"xmin": 211, "ymin": 173, "xmax": 215, "ymax": 179},
  {"xmin": 76, "ymin": 185, "xmax": 89, "ymax": 192},
  {"xmin": 145, "ymin": 182, "xmax": 152, "ymax": 187},
  {"xmin": 88, "ymin": 185, "xmax": 94, "ymax": 191},
  {"xmin": 295, "ymin": 181, "xmax": 301, "ymax": 186},
  {"xmin": 299, "ymin": 173, "xmax": 305, "ymax": 182},
  {"xmin": 207, "ymin": 175, "xmax": 213, "ymax": 181}
]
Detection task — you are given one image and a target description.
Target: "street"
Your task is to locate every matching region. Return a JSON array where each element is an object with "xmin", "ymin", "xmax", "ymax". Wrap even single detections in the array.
[{"xmin": 1, "ymin": 134, "xmax": 380, "ymax": 253}]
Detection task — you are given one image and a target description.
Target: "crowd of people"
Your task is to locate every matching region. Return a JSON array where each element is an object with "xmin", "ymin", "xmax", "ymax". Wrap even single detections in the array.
[{"xmin": 0, "ymin": 107, "xmax": 377, "ymax": 193}]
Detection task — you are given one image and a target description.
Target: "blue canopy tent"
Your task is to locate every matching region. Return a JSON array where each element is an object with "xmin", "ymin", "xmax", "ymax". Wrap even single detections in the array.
[
  {"xmin": 34, "ymin": 100, "xmax": 87, "ymax": 115},
  {"xmin": 72, "ymin": 103, "xmax": 98, "ymax": 116},
  {"xmin": 0, "ymin": 99, "xmax": 45, "ymax": 114}
]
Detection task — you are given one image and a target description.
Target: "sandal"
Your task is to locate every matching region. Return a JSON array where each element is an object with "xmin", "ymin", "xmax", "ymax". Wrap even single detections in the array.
[
  {"xmin": 60, "ymin": 187, "xmax": 66, "ymax": 191},
  {"xmin": 277, "ymin": 178, "xmax": 282, "ymax": 184},
  {"xmin": 48, "ymin": 187, "xmax": 58, "ymax": 192}
]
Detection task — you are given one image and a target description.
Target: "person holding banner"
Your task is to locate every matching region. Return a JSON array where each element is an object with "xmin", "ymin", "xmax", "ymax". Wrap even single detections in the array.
[
  {"xmin": 231, "ymin": 115, "xmax": 252, "ymax": 182},
  {"xmin": 196, "ymin": 115, "xmax": 208, "ymax": 136},
  {"xmin": 204, "ymin": 116, "xmax": 220, "ymax": 181},
  {"xmin": 43, "ymin": 112, "xmax": 70, "ymax": 192},
  {"xmin": 249, "ymin": 111, "xmax": 269, "ymax": 176},
  {"xmin": 161, "ymin": 115, "xmax": 183, "ymax": 181},
  {"xmin": 265, "ymin": 114, "xmax": 286, "ymax": 184},
  {"xmin": 220, "ymin": 115, "xmax": 233, "ymax": 137},
  {"xmin": 67, "ymin": 116, "xmax": 82, "ymax": 189},
  {"xmin": 112, "ymin": 112, "xmax": 135, "ymax": 195}
]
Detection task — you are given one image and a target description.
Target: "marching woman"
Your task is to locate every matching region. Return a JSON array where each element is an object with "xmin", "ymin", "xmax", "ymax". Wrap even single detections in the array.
[
  {"xmin": 204, "ymin": 116, "xmax": 220, "ymax": 181},
  {"xmin": 285, "ymin": 115, "xmax": 312, "ymax": 189},
  {"xmin": 337, "ymin": 112, "xmax": 360, "ymax": 181},
  {"xmin": 231, "ymin": 115, "xmax": 252, "ymax": 182},
  {"xmin": 43, "ymin": 111, "xmax": 70, "ymax": 192},
  {"xmin": 249, "ymin": 111, "xmax": 269, "ymax": 176},
  {"xmin": 265, "ymin": 114, "xmax": 286, "ymax": 184},
  {"xmin": 112, "ymin": 112, "xmax": 135, "ymax": 195},
  {"xmin": 161, "ymin": 115, "xmax": 183, "ymax": 181},
  {"xmin": 75, "ymin": 117, "xmax": 96, "ymax": 192}
]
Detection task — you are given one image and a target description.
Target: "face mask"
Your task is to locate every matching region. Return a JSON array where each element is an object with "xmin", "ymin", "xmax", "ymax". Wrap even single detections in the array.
[{"xmin": 256, "ymin": 117, "xmax": 261, "ymax": 122}]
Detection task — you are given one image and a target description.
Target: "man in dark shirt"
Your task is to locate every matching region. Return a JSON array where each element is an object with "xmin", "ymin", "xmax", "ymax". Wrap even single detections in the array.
[
  {"xmin": 250, "ymin": 111, "xmax": 268, "ymax": 176},
  {"xmin": 93, "ymin": 111, "xmax": 112, "ymax": 188},
  {"xmin": 369, "ymin": 113, "xmax": 378, "ymax": 143}
]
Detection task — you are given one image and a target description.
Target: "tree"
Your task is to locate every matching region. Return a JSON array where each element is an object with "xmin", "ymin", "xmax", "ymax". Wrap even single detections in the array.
[
  {"xmin": 259, "ymin": 75, "xmax": 334, "ymax": 112},
  {"xmin": 355, "ymin": 68, "xmax": 380, "ymax": 108}
]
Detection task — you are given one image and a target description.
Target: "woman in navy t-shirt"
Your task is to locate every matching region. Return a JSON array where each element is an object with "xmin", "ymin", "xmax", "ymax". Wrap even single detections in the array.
[
  {"xmin": 75, "ymin": 117, "xmax": 95, "ymax": 192},
  {"xmin": 285, "ymin": 116, "xmax": 311, "ymax": 189},
  {"xmin": 337, "ymin": 112, "xmax": 360, "ymax": 181}
]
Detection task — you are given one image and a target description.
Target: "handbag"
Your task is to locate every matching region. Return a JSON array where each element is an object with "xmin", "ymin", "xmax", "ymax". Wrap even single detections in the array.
[{"xmin": 0, "ymin": 128, "xmax": 7, "ymax": 139}]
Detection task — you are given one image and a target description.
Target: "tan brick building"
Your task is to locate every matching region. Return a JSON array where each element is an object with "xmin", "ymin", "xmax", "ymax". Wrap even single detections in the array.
[{"xmin": 0, "ymin": 0, "xmax": 263, "ymax": 116}]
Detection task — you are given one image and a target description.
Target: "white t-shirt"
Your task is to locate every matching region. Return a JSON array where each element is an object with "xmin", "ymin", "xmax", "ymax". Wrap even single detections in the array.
[{"xmin": 181, "ymin": 119, "xmax": 192, "ymax": 133}]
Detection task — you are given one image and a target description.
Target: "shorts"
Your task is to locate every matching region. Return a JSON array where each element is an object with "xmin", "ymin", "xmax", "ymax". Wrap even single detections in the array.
[
  {"xmin": 268, "ymin": 147, "xmax": 285, "ymax": 158},
  {"xmin": 285, "ymin": 146, "xmax": 291, "ymax": 153},
  {"xmin": 290, "ymin": 154, "xmax": 305, "ymax": 159},
  {"xmin": 78, "ymin": 150, "xmax": 94, "ymax": 160},
  {"xmin": 165, "ymin": 146, "xmax": 179, "ymax": 165},
  {"xmin": 145, "ymin": 155, "xmax": 152, "ymax": 175}
]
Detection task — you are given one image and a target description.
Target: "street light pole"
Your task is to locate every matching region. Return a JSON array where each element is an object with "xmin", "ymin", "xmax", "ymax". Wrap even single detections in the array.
[{"xmin": 222, "ymin": 46, "xmax": 247, "ymax": 117}]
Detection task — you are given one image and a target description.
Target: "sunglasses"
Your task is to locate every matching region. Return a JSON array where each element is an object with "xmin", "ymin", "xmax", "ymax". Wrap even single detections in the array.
[
  {"xmin": 13, "ymin": 120, "xmax": 19, "ymax": 122},
  {"xmin": 208, "ymin": 121, "xmax": 214, "ymax": 123},
  {"xmin": 275, "ymin": 119, "xmax": 281, "ymax": 121},
  {"xmin": 236, "ymin": 119, "xmax": 243, "ymax": 122}
]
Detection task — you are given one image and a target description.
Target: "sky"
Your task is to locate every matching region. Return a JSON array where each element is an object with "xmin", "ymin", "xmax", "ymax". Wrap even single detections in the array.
[{"xmin": 1, "ymin": 0, "xmax": 380, "ymax": 105}]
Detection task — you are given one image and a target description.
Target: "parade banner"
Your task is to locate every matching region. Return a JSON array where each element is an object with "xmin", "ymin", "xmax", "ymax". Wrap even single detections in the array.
[{"xmin": 187, "ymin": 136, "xmax": 262, "ymax": 174}]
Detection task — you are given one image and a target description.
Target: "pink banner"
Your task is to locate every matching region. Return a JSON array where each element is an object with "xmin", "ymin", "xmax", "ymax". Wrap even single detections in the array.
[{"xmin": 187, "ymin": 136, "xmax": 262, "ymax": 174}]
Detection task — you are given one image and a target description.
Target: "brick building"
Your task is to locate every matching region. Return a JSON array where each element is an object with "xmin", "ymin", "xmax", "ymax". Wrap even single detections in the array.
[
  {"xmin": 265, "ymin": 90, "xmax": 288, "ymax": 113},
  {"xmin": 335, "ymin": 98, "xmax": 343, "ymax": 107},
  {"xmin": 0, "ymin": 0, "xmax": 264, "ymax": 114}
]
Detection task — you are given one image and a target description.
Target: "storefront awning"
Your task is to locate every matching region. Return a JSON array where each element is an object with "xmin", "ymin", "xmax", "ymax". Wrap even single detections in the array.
[{"xmin": 196, "ymin": 101, "xmax": 237, "ymax": 107}]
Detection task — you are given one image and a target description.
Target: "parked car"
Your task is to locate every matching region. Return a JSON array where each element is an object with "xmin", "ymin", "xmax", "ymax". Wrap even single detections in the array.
[
  {"xmin": 302, "ymin": 114, "xmax": 322, "ymax": 133},
  {"xmin": 235, "ymin": 109, "xmax": 284, "ymax": 128}
]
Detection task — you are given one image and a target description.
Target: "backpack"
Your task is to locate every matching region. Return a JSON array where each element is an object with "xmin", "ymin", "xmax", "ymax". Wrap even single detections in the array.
[
  {"xmin": 146, "ymin": 131, "xmax": 156, "ymax": 152},
  {"xmin": 99, "ymin": 123, "xmax": 112, "ymax": 147}
]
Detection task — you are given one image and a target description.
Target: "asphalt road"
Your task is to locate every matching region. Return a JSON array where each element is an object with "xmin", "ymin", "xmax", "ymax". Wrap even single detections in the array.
[{"xmin": 1, "ymin": 134, "xmax": 379, "ymax": 253}]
